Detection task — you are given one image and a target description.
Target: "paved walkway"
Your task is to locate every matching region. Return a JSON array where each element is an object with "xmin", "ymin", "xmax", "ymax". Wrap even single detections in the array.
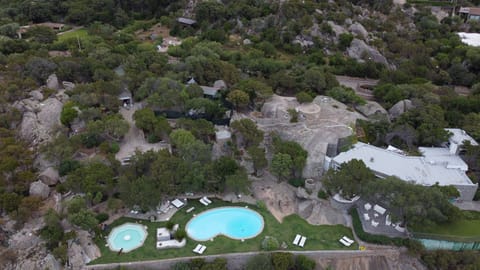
[
  {"xmin": 86, "ymin": 248, "xmax": 401, "ymax": 270},
  {"xmin": 453, "ymin": 201, "xmax": 480, "ymax": 212}
]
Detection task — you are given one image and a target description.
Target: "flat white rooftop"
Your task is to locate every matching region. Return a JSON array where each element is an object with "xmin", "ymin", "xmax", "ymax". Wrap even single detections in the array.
[
  {"xmin": 419, "ymin": 147, "xmax": 468, "ymax": 171},
  {"xmin": 458, "ymin": 32, "xmax": 480, "ymax": 47},
  {"xmin": 446, "ymin": 128, "xmax": 478, "ymax": 146},
  {"xmin": 333, "ymin": 142, "xmax": 475, "ymax": 187}
]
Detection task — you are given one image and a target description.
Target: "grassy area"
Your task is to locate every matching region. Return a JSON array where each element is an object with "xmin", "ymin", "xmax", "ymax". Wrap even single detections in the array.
[
  {"xmin": 412, "ymin": 211, "xmax": 480, "ymax": 240},
  {"xmin": 90, "ymin": 200, "xmax": 357, "ymax": 264},
  {"xmin": 57, "ymin": 28, "xmax": 90, "ymax": 42}
]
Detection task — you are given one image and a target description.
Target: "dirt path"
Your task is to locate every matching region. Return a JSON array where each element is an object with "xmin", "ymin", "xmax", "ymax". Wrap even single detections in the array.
[{"xmin": 115, "ymin": 102, "xmax": 169, "ymax": 161}]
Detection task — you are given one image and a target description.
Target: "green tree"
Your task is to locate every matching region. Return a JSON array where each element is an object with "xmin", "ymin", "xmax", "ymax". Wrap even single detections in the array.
[
  {"xmin": 245, "ymin": 254, "xmax": 273, "ymax": 270},
  {"xmin": 271, "ymin": 252, "xmax": 294, "ymax": 270},
  {"xmin": 271, "ymin": 153, "xmax": 293, "ymax": 181},
  {"xmin": 247, "ymin": 146, "xmax": 268, "ymax": 175},
  {"xmin": 323, "ymin": 159, "xmax": 375, "ymax": 199},
  {"xmin": 295, "ymin": 91, "xmax": 313, "ymax": 103},
  {"xmin": 227, "ymin": 89, "xmax": 250, "ymax": 109},
  {"xmin": 231, "ymin": 119, "xmax": 264, "ymax": 148},
  {"xmin": 60, "ymin": 102, "xmax": 78, "ymax": 127},
  {"xmin": 225, "ymin": 169, "xmax": 249, "ymax": 194},
  {"xmin": 25, "ymin": 26, "xmax": 57, "ymax": 43},
  {"xmin": 295, "ymin": 255, "xmax": 316, "ymax": 270},
  {"xmin": 339, "ymin": 33, "xmax": 354, "ymax": 50}
]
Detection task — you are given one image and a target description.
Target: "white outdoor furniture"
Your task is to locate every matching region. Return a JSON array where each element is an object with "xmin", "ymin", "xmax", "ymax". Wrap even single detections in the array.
[
  {"xmin": 373, "ymin": 204, "xmax": 386, "ymax": 215},
  {"xmin": 193, "ymin": 244, "xmax": 207, "ymax": 254},
  {"xmin": 339, "ymin": 238, "xmax": 352, "ymax": 247},
  {"xmin": 171, "ymin": 199, "xmax": 185, "ymax": 208},
  {"xmin": 371, "ymin": 220, "xmax": 379, "ymax": 227},
  {"xmin": 363, "ymin": 213, "xmax": 370, "ymax": 221},
  {"xmin": 298, "ymin": 236, "xmax": 307, "ymax": 247},
  {"xmin": 395, "ymin": 225, "xmax": 406, "ymax": 232},
  {"xmin": 385, "ymin": 215, "xmax": 391, "ymax": 226},
  {"xmin": 186, "ymin": 207, "xmax": 195, "ymax": 213},
  {"xmin": 199, "ymin": 198, "xmax": 209, "ymax": 206},
  {"xmin": 364, "ymin": 203, "xmax": 372, "ymax": 211},
  {"xmin": 193, "ymin": 244, "xmax": 202, "ymax": 253},
  {"xmin": 342, "ymin": 236, "xmax": 355, "ymax": 245},
  {"xmin": 374, "ymin": 213, "xmax": 379, "ymax": 218},
  {"xmin": 293, "ymin": 234, "xmax": 301, "ymax": 245},
  {"xmin": 203, "ymin": 197, "xmax": 212, "ymax": 204}
]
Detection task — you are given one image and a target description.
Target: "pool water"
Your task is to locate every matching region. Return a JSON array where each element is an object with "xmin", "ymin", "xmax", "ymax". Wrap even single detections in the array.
[
  {"xmin": 186, "ymin": 207, "xmax": 264, "ymax": 241},
  {"xmin": 107, "ymin": 223, "xmax": 147, "ymax": 252}
]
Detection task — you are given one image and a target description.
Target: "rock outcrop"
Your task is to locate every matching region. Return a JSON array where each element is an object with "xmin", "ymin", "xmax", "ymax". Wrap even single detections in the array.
[
  {"xmin": 29, "ymin": 181, "xmax": 50, "ymax": 199},
  {"xmin": 388, "ymin": 99, "xmax": 414, "ymax": 120},
  {"xmin": 356, "ymin": 101, "xmax": 389, "ymax": 121},
  {"xmin": 38, "ymin": 167, "xmax": 60, "ymax": 186},
  {"xmin": 46, "ymin": 74, "xmax": 60, "ymax": 90},
  {"xmin": 348, "ymin": 22, "xmax": 368, "ymax": 39},
  {"xmin": 17, "ymin": 94, "xmax": 64, "ymax": 145},
  {"xmin": 347, "ymin": 38, "xmax": 389, "ymax": 67}
]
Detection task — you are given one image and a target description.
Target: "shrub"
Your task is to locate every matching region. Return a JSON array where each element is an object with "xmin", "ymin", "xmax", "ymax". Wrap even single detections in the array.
[
  {"xmin": 287, "ymin": 108, "xmax": 299, "ymax": 123},
  {"xmin": 261, "ymin": 236, "xmax": 280, "ymax": 251},
  {"xmin": 288, "ymin": 178, "xmax": 304, "ymax": 188},
  {"xmin": 174, "ymin": 228, "xmax": 186, "ymax": 241},
  {"xmin": 95, "ymin": 213, "xmax": 109, "ymax": 223},
  {"xmin": 317, "ymin": 190, "xmax": 328, "ymax": 199},
  {"xmin": 245, "ymin": 254, "xmax": 273, "ymax": 270},
  {"xmin": 166, "ymin": 220, "xmax": 175, "ymax": 230},
  {"xmin": 271, "ymin": 252, "xmax": 294, "ymax": 270},
  {"xmin": 295, "ymin": 255, "xmax": 316, "ymax": 270},
  {"xmin": 296, "ymin": 91, "xmax": 313, "ymax": 103}
]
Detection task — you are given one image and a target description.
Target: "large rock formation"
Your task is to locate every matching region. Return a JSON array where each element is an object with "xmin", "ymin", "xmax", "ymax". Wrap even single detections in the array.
[
  {"xmin": 38, "ymin": 167, "xmax": 60, "ymax": 186},
  {"xmin": 46, "ymin": 74, "xmax": 60, "ymax": 90},
  {"xmin": 16, "ymin": 94, "xmax": 65, "ymax": 145},
  {"xmin": 348, "ymin": 22, "xmax": 368, "ymax": 39},
  {"xmin": 347, "ymin": 38, "xmax": 389, "ymax": 67},
  {"xmin": 356, "ymin": 101, "xmax": 389, "ymax": 121},
  {"xmin": 388, "ymin": 99, "xmax": 414, "ymax": 120},
  {"xmin": 29, "ymin": 181, "xmax": 50, "ymax": 199}
]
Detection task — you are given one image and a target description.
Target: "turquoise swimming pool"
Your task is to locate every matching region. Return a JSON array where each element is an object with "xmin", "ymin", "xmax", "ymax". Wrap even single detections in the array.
[
  {"xmin": 107, "ymin": 223, "xmax": 147, "ymax": 252},
  {"xmin": 186, "ymin": 207, "xmax": 264, "ymax": 241}
]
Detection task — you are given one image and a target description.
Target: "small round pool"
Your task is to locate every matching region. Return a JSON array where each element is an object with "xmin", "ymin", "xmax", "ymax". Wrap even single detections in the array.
[
  {"xmin": 186, "ymin": 207, "xmax": 264, "ymax": 241},
  {"xmin": 107, "ymin": 223, "xmax": 147, "ymax": 252}
]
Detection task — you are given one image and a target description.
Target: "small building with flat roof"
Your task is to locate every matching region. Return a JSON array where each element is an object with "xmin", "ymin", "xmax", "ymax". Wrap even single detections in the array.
[
  {"xmin": 459, "ymin": 7, "xmax": 480, "ymax": 21},
  {"xmin": 327, "ymin": 137, "xmax": 478, "ymax": 201}
]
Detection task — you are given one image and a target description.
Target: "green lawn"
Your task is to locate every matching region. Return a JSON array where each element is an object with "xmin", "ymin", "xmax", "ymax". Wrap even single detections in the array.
[
  {"xmin": 412, "ymin": 211, "xmax": 480, "ymax": 239},
  {"xmin": 90, "ymin": 200, "xmax": 357, "ymax": 264},
  {"xmin": 57, "ymin": 28, "xmax": 90, "ymax": 42}
]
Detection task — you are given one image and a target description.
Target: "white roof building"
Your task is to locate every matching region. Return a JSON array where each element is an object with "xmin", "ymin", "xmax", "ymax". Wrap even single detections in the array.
[{"xmin": 328, "ymin": 130, "xmax": 478, "ymax": 201}]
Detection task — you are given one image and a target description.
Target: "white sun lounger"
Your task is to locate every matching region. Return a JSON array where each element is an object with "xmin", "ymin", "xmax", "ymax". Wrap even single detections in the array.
[
  {"xmin": 385, "ymin": 214, "xmax": 391, "ymax": 226},
  {"xmin": 198, "ymin": 245, "xmax": 207, "ymax": 254},
  {"xmin": 339, "ymin": 238, "xmax": 351, "ymax": 247},
  {"xmin": 199, "ymin": 198, "xmax": 209, "ymax": 206},
  {"xmin": 193, "ymin": 244, "xmax": 203, "ymax": 253},
  {"xmin": 364, "ymin": 203, "xmax": 372, "ymax": 211},
  {"xmin": 342, "ymin": 236, "xmax": 354, "ymax": 245},
  {"xmin": 186, "ymin": 207, "xmax": 195, "ymax": 213},
  {"xmin": 203, "ymin": 197, "xmax": 212, "ymax": 204},
  {"xmin": 371, "ymin": 220, "xmax": 379, "ymax": 227},
  {"xmin": 293, "ymin": 234, "xmax": 301, "ymax": 245},
  {"xmin": 299, "ymin": 236, "xmax": 307, "ymax": 247},
  {"xmin": 363, "ymin": 213, "xmax": 370, "ymax": 221}
]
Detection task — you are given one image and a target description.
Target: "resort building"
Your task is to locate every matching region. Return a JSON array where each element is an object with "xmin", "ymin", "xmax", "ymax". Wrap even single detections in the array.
[
  {"xmin": 459, "ymin": 6, "xmax": 480, "ymax": 21},
  {"xmin": 325, "ymin": 129, "xmax": 478, "ymax": 201}
]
